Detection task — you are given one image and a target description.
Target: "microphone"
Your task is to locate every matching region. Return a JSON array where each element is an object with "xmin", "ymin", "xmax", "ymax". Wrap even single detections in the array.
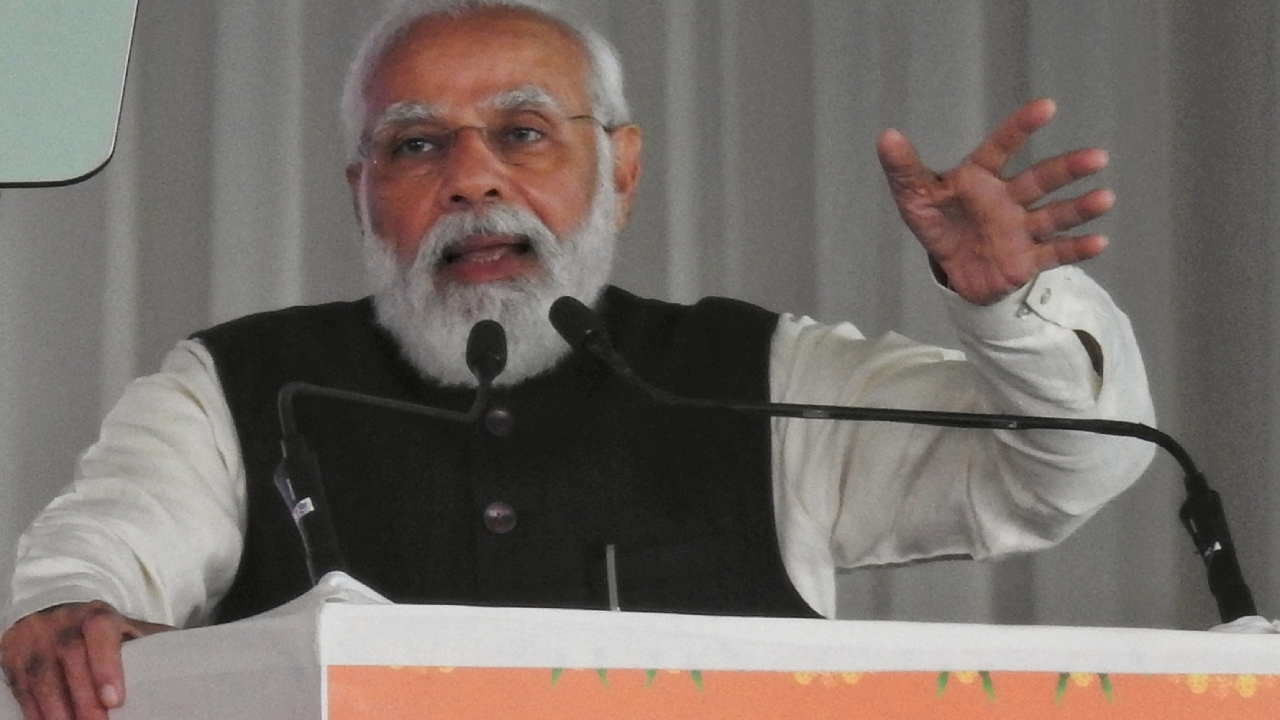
[
  {"xmin": 273, "ymin": 320, "xmax": 507, "ymax": 585},
  {"xmin": 466, "ymin": 318, "xmax": 508, "ymax": 387},
  {"xmin": 549, "ymin": 296, "xmax": 1258, "ymax": 624}
]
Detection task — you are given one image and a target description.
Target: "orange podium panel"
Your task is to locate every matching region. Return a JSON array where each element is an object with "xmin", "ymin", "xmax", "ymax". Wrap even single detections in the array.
[{"xmin": 329, "ymin": 666, "xmax": 1280, "ymax": 720}]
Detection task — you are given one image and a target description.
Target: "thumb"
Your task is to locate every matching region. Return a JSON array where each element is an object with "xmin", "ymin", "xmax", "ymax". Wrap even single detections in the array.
[{"xmin": 876, "ymin": 128, "xmax": 929, "ymax": 195}]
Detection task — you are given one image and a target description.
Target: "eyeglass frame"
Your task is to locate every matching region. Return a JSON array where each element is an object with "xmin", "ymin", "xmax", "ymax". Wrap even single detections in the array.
[{"xmin": 356, "ymin": 106, "xmax": 617, "ymax": 180}]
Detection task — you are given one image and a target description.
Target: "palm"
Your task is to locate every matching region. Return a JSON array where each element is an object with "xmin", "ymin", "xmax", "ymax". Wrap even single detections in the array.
[{"xmin": 878, "ymin": 98, "xmax": 1113, "ymax": 305}]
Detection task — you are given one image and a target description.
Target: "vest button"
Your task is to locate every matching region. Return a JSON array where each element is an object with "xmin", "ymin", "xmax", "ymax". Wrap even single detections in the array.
[
  {"xmin": 483, "ymin": 501, "xmax": 517, "ymax": 534},
  {"xmin": 484, "ymin": 407, "xmax": 514, "ymax": 436}
]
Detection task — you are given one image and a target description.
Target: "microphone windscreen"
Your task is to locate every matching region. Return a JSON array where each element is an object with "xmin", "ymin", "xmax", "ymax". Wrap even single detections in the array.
[
  {"xmin": 466, "ymin": 319, "xmax": 507, "ymax": 383},
  {"xmin": 549, "ymin": 296, "xmax": 605, "ymax": 351}
]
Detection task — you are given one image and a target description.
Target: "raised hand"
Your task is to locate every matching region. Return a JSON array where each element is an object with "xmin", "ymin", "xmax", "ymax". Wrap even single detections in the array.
[
  {"xmin": 1, "ymin": 602, "xmax": 172, "ymax": 720},
  {"xmin": 877, "ymin": 98, "xmax": 1114, "ymax": 305}
]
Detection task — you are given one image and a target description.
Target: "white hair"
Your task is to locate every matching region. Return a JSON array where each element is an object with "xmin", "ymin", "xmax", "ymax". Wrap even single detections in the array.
[{"xmin": 341, "ymin": 0, "xmax": 631, "ymax": 164}]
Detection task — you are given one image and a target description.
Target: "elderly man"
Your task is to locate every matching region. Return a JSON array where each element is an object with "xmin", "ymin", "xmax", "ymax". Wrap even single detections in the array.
[{"xmin": 2, "ymin": 1, "xmax": 1154, "ymax": 718}]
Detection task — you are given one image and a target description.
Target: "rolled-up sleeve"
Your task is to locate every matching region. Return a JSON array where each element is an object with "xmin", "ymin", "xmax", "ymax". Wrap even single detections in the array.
[
  {"xmin": 6, "ymin": 340, "xmax": 245, "ymax": 630},
  {"xmin": 770, "ymin": 266, "xmax": 1157, "ymax": 618}
]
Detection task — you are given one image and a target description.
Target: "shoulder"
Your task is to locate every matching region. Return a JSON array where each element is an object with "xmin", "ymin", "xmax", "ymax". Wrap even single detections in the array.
[
  {"xmin": 597, "ymin": 286, "xmax": 780, "ymax": 398},
  {"xmin": 193, "ymin": 298, "xmax": 376, "ymax": 343},
  {"xmin": 599, "ymin": 285, "xmax": 779, "ymax": 348},
  {"xmin": 190, "ymin": 297, "xmax": 399, "ymax": 399},
  {"xmin": 191, "ymin": 298, "xmax": 383, "ymax": 365}
]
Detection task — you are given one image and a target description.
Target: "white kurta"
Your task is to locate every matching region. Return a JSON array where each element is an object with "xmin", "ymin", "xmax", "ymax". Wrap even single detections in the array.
[{"xmin": 5, "ymin": 265, "xmax": 1155, "ymax": 627}]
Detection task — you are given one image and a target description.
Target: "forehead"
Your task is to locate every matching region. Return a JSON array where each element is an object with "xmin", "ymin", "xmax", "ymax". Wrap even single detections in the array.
[{"xmin": 365, "ymin": 9, "xmax": 592, "ymax": 121}]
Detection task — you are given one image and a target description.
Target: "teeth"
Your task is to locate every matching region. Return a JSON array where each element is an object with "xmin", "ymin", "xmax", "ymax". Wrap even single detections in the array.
[
  {"xmin": 440, "ymin": 236, "xmax": 532, "ymax": 265},
  {"xmin": 465, "ymin": 248, "xmax": 508, "ymax": 264}
]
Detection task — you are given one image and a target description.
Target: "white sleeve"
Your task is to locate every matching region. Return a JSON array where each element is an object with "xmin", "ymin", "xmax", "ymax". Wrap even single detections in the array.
[
  {"xmin": 5, "ymin": 339, "xmax": 246, "ymax": 630},
  {"xmin": 770, "ymin": 265, "xmax": 1157, "ymax": 618}
]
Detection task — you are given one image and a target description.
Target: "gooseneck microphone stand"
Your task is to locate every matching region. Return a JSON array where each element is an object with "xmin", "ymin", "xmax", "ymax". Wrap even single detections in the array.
[
  {"xmin": 273, "ymin": 319, "xmax": 507, "ymax": 585},
  {"xmin": 549, "ymin": 295, "xmax": 1257, "ymax": 625}
]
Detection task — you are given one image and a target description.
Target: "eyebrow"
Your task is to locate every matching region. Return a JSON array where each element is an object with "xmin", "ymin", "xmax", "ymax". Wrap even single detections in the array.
[
  {"xmin": 366, "ymin": 86, "xmax": 567, "ymax": 140},
  {"xmin": 488, "ymin": 85, "xmax": 566, "ymax": 114},
  {"xmin": 369, "ymin": 101, "xmax": 443, "ymax": 137}
]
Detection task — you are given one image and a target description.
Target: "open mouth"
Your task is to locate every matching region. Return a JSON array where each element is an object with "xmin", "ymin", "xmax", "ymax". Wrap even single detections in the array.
[
  {"xmin": 440, "ymin": 234, "xmax": 534, "ymax": 266},
  {"xmin": 435, "ymin": 233, "xmax": 540, "ymax": 284}
]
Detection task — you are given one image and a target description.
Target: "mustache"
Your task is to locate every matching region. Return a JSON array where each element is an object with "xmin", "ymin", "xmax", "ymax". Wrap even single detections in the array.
[{"xmin": 417, "ymin": 204, "xmax": 562, "ymax": 270}]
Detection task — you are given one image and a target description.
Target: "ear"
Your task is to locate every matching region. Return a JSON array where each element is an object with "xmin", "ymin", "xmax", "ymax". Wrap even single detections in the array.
[
  {"xmin": 345, "ymin": 163, "xmax": 365, "ymax": 226},
  {"xmin": 608, "ymin": 124, "xmax": 643, "ymax": 230}
]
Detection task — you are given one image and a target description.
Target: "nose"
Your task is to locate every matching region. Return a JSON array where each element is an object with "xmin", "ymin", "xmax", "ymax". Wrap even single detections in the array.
[{"xmin": 438, "ymin": 126, "xmax": 506, "ymax": 210}]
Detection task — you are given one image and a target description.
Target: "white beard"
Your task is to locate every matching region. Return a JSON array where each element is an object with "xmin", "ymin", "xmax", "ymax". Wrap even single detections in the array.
[{"xmin": 360, "ymin": 145, "xmax": 618, "ymax": 387}]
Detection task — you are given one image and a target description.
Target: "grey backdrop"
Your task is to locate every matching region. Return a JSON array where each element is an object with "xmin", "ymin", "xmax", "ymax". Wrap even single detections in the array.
[{"xmin": 2, "ymin": 0, "xmax": 1277, "ymax": 631}]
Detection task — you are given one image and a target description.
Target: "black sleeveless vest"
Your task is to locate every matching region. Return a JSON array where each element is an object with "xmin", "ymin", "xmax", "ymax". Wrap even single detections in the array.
[{"xmin": 195, "ymin": 285, "xmax": 818, "ymax": 622}]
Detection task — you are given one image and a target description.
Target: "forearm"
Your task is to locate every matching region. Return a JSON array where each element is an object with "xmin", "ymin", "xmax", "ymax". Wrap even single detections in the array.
[
  {"xmin": 6, "ymin": 341, "xmax": 246, "ymax": 632},
  {"xmin": 943, "ymin": 266, "xmax": 1156, "ymax": 517},
  {"xmin": 771, "ymin": 265, "xmax": 1156, "ymax": 575}
]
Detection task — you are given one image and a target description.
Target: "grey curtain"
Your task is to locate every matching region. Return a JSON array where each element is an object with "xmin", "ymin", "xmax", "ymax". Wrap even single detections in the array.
[{"xmin": 2, "ymin": 0, "xmax": 1277, "ymax": 631}]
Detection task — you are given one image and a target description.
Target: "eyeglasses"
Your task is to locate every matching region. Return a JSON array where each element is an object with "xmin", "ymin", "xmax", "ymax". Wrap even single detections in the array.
[{"xmin": 360, "ymin": 109, "xmax": 609, "ymax": 181}]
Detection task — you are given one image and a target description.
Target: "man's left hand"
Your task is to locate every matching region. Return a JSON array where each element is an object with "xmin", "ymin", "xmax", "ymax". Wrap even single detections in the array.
[{"xmin": 877, "ymin": 97, "xmax": 1114, "ymax": 306}]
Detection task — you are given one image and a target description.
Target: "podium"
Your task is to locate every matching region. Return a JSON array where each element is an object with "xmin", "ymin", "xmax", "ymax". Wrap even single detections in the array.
[{"xmin": 4, "ymin": 574, "xmax": 1279, "ymax": 719}]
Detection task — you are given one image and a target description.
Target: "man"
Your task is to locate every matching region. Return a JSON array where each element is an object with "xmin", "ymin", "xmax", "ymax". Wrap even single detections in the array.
[{"xmin": 2, "ymin": 1, "xmax": 1155, "ymax": 719}]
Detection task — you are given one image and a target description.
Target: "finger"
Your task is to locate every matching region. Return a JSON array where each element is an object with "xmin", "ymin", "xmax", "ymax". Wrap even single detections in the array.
[
  {"xmin": 1006, "ymin": 148, "xmax": 1110, "ymax": 207},
  {"xmin": 1025, "ymin": 188, "xmax": 1115, "ymax": 239},
  {"xmin": 966, "ymin": 97, "xmax": 1057, "ymax": 175},
  {"xmin": 1032, "ymin": 234, "xmax": 1111, "ymax": 271},
  {"xmin": 53, "ymin": 635, "xmax": 107, "ymax": 720},
  {"xmin": 23, "ymin": 652, "xmax": 72, "ymax": 720},
  {"xmin": 876, "ymin": 128, "xmax": 934, "ymax": 195},
  {"xmin": 4, "ymin": 664, "xmax": 42, "ymax": 720},
  {"xmin": 15, "ymin": 693, "xmax": 43, "ymax": 720},
  {"xmin": 80, "ymin": 611, "xmax": 127, "ymax": 709},
  {"xmin": 2, "ymin": 664, "xmax": 17, "ymax": 693}
]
